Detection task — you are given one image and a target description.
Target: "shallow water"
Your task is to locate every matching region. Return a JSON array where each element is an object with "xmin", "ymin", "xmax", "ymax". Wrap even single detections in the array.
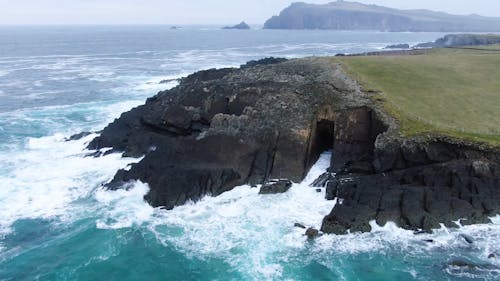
[{"xmin": 0, "ymin": 26, "xmax": 498, "ymax": 280}]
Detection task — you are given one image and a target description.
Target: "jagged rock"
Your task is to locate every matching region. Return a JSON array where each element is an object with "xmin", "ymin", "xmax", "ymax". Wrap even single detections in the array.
[
  {"xmin": 241, "ymin": 57, "xmax": 288, "ymax": 69},
  {"xmin": 305, "ymin": 227, "xmax": 320, "ymax": 239},
  {"xmin": 294, "ymin": 223, "xmax": 306, "ymax": 229},
  {"xmin": 321, "ymin": 158, "xmax": 500, "ymax": 235},
  {"xmin": 310, "ymin": 171, "xmax": 334, "ymax": 187},
  {"xmin": 384, "ymin": 44, "xmax": 410, "ymax": 49},
  {"xmin": 65, "ymin": 131, "xmax": 92, "ymax": 141},
  {"xmin": 259, "ymin": 180, "xmax": 292, "ymax": 195}
]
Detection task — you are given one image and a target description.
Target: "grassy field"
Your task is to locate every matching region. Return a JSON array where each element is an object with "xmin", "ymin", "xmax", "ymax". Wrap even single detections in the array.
[{"xmin": 336, "ymin": 46, "xmax": 500, "ymax": 146}]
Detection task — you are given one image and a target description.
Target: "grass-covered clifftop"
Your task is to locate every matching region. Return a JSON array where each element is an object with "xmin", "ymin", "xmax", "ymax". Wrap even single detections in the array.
[{"xmin": 336, "ymin": 46, "xmax": 500, "ymax": 146}]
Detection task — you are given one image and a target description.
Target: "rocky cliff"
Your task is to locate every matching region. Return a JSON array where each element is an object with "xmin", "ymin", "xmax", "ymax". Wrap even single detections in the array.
[
  {"xmin": 88, "ymin": 57, "xmax": 500, "ymax": 234},
  {"xmin": 264, "ymin": 1, "xmax": 500, "ymax": 32}
]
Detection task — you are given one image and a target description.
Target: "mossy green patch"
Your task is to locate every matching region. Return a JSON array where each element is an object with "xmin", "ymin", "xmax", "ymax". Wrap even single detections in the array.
[{"xmin": 335, "ymin": 47, "xmax": 500, "ymax": 147}]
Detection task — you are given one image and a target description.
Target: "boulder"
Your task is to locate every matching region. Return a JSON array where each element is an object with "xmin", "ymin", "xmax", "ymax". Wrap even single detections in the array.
[
  {"xmin": 305, "ymin": 227, "xmax": 320, "ymax": 239},
  {"xmin": 259, "ymin": 180, "xmax": 292, "ymax": 195}
]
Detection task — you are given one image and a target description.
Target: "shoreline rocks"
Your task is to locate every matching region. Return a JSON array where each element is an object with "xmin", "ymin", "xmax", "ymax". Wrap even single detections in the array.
[
  {"xmin": 88, "ymin": 56, "xmax": 500, "ymax": 234},
  {"xmin": 384, "ymin": 43, "xmax": 410, "ymax": 49},
  {"xmin": 415, "ymin": 34, "xmax": 500, "ymax": 48}
]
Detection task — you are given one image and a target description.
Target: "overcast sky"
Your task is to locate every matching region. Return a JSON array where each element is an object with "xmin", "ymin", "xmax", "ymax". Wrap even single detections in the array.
[{"xmin": 1, "ymin": 0, "xmax": 499, "ymax": 25}]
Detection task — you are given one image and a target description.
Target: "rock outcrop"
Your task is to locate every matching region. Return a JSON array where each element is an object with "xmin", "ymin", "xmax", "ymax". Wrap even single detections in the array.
[
  {"xmin": 222, "ymin": 21, "xmax": 251, "ymax": 30},
  {"xmin": 264, "ymin": 1, "xmax": 500, "ymax": 32},
  {"xmin": 415, "ymin": 34, "xmax": 500, "ymax": 48},
  {"xmin": 89, "ymin": 56, "xmax": 500, "ymax": 234},
  {"xmin": 89, "ymin": 57, "xmax": 369, "ymax": 210},
  {"xmin": 259, "ymin": 180, "xmax": 293, "ymax": 194},
  {"xmin": 384, "ymin": 44, "xmax": 410, "ymax": 50}
]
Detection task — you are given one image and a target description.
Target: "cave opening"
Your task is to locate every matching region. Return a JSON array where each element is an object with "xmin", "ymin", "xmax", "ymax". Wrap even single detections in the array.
[
  {"xmin": 307, "ymin": 119, "xmax": 335, "ymax": 172},
  {"xmin": 316, "ymin": 120, "xmax": 335, "ymax": 153}
]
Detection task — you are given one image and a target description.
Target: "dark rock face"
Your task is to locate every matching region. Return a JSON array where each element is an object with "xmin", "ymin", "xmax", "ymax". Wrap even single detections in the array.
[
  {"xmin": 89, "ymin": 58, "xmax": 368, "ymax": 210},
  {"xmin": 222, "ymin": 21, "xmax": 251, "ymax": 30},
  {"xmin": 259, "ymin": 180, "xmax": 292, "ymax": 194},
  {"xmin": 415, "ymin": 34, "xmax": 500, "ymax": 48},
  {"xmin": 264, "ymin": 1, "xmax": 500, "ymax": 32},
  {"xmin": 321, "ymin": 140, "xmax": 500, "ymax": 234}
]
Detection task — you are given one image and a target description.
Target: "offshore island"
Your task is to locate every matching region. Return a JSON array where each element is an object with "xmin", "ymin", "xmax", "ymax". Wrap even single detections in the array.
[{"xmin": 87, "ymin": 37, "xmax": 500, "ymax": 235}]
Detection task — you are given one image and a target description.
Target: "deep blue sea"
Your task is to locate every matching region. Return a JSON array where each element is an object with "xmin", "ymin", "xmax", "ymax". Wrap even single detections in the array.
[{"xmin": 0, "ymin": 26, "xmax": 499, "ymax": 281}]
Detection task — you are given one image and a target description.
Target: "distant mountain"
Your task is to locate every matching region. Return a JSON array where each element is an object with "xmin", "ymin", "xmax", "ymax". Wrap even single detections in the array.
[{"xmin": 263, "ymin": 1, "xmax": 500, "ymax": 32}]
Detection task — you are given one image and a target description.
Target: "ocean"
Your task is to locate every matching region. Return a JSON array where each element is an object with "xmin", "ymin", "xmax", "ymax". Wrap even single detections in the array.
[{"xmin": 0, "ymin": 26, "xmax": 498, "ymax": 281}]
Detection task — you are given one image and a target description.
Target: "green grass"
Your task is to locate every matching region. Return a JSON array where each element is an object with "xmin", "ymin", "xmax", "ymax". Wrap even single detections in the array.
[{"xmin": 335, "ymin": 46, "xmax": 500, "ymax": 146}]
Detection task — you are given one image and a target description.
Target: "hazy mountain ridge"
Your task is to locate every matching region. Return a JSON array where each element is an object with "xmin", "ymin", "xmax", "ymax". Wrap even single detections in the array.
[{"xmin": 264, "ymin": 1, "xmax": 500, "ymax": 31}]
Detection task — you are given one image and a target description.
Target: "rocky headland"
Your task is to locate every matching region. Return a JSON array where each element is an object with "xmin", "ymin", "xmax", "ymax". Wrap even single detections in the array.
[
  {"xmin": 263, "ymin": 1, "xmax": 500, "ymax": 32},
  {"xmin": 88, "ymin": 56, "xmax": 500, "ymax": 235}
]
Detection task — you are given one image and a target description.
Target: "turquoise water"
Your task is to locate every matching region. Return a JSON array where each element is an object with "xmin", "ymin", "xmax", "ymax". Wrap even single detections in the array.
[{"xmin": 0, "ymin": 26, "xmax": 498, "ymax": 280}]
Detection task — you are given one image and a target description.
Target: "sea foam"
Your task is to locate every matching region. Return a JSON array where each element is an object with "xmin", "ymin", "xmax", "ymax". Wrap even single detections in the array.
[{"xmin": 91, "ymin": 149, "xmax": 500, "ymax": 279}]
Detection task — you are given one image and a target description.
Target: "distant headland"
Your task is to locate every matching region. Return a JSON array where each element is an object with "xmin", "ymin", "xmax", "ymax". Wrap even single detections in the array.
[{"xmin": 264, "ymin": 1, "xmax": 500, "ymax": 32}]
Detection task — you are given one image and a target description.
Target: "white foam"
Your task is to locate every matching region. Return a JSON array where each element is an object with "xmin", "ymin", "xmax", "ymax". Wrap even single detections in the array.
[
  {"xmin": 91, "ymin": 149, "xmax": 500, "ymax": 278},
  {"xmin": 0, "ymin": 133, "xmax": 138, "ymax": 237},
  {"xmin": 144, "ymin": 152, "xmax": 334, "ymax": 279},
  {"xmin": 0, "ymin": 99, "xmax": 146, "ymax": 239},
  {"xmin": 95, "ymin": 182, "xmax": 153, "ymax": 229}
]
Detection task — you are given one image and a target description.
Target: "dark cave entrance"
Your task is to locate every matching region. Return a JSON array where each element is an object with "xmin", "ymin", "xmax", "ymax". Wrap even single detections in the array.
[{"xmin": 307, "ymin": 119, "xmax": 335, "ymax": 172}]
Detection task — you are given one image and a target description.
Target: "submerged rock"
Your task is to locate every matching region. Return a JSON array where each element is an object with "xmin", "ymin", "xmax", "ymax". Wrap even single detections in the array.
[
  {"xmin": 294, "ymin": 223, "xmax": 306, "ymax": 229},
  {"xmin": 460, "ymin": 234, "xmax": 474, "ymax": 244},
  {"xmin": 259, "ymin": 180, "xmax": 292, "ymax": 195},
  {"xmin": 305, "ymin": 227, "xmax": 320, "ymax": 239},
  {"xmin": 66, "ymin": 131, "xmax": 92, "ymax": 141}
]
